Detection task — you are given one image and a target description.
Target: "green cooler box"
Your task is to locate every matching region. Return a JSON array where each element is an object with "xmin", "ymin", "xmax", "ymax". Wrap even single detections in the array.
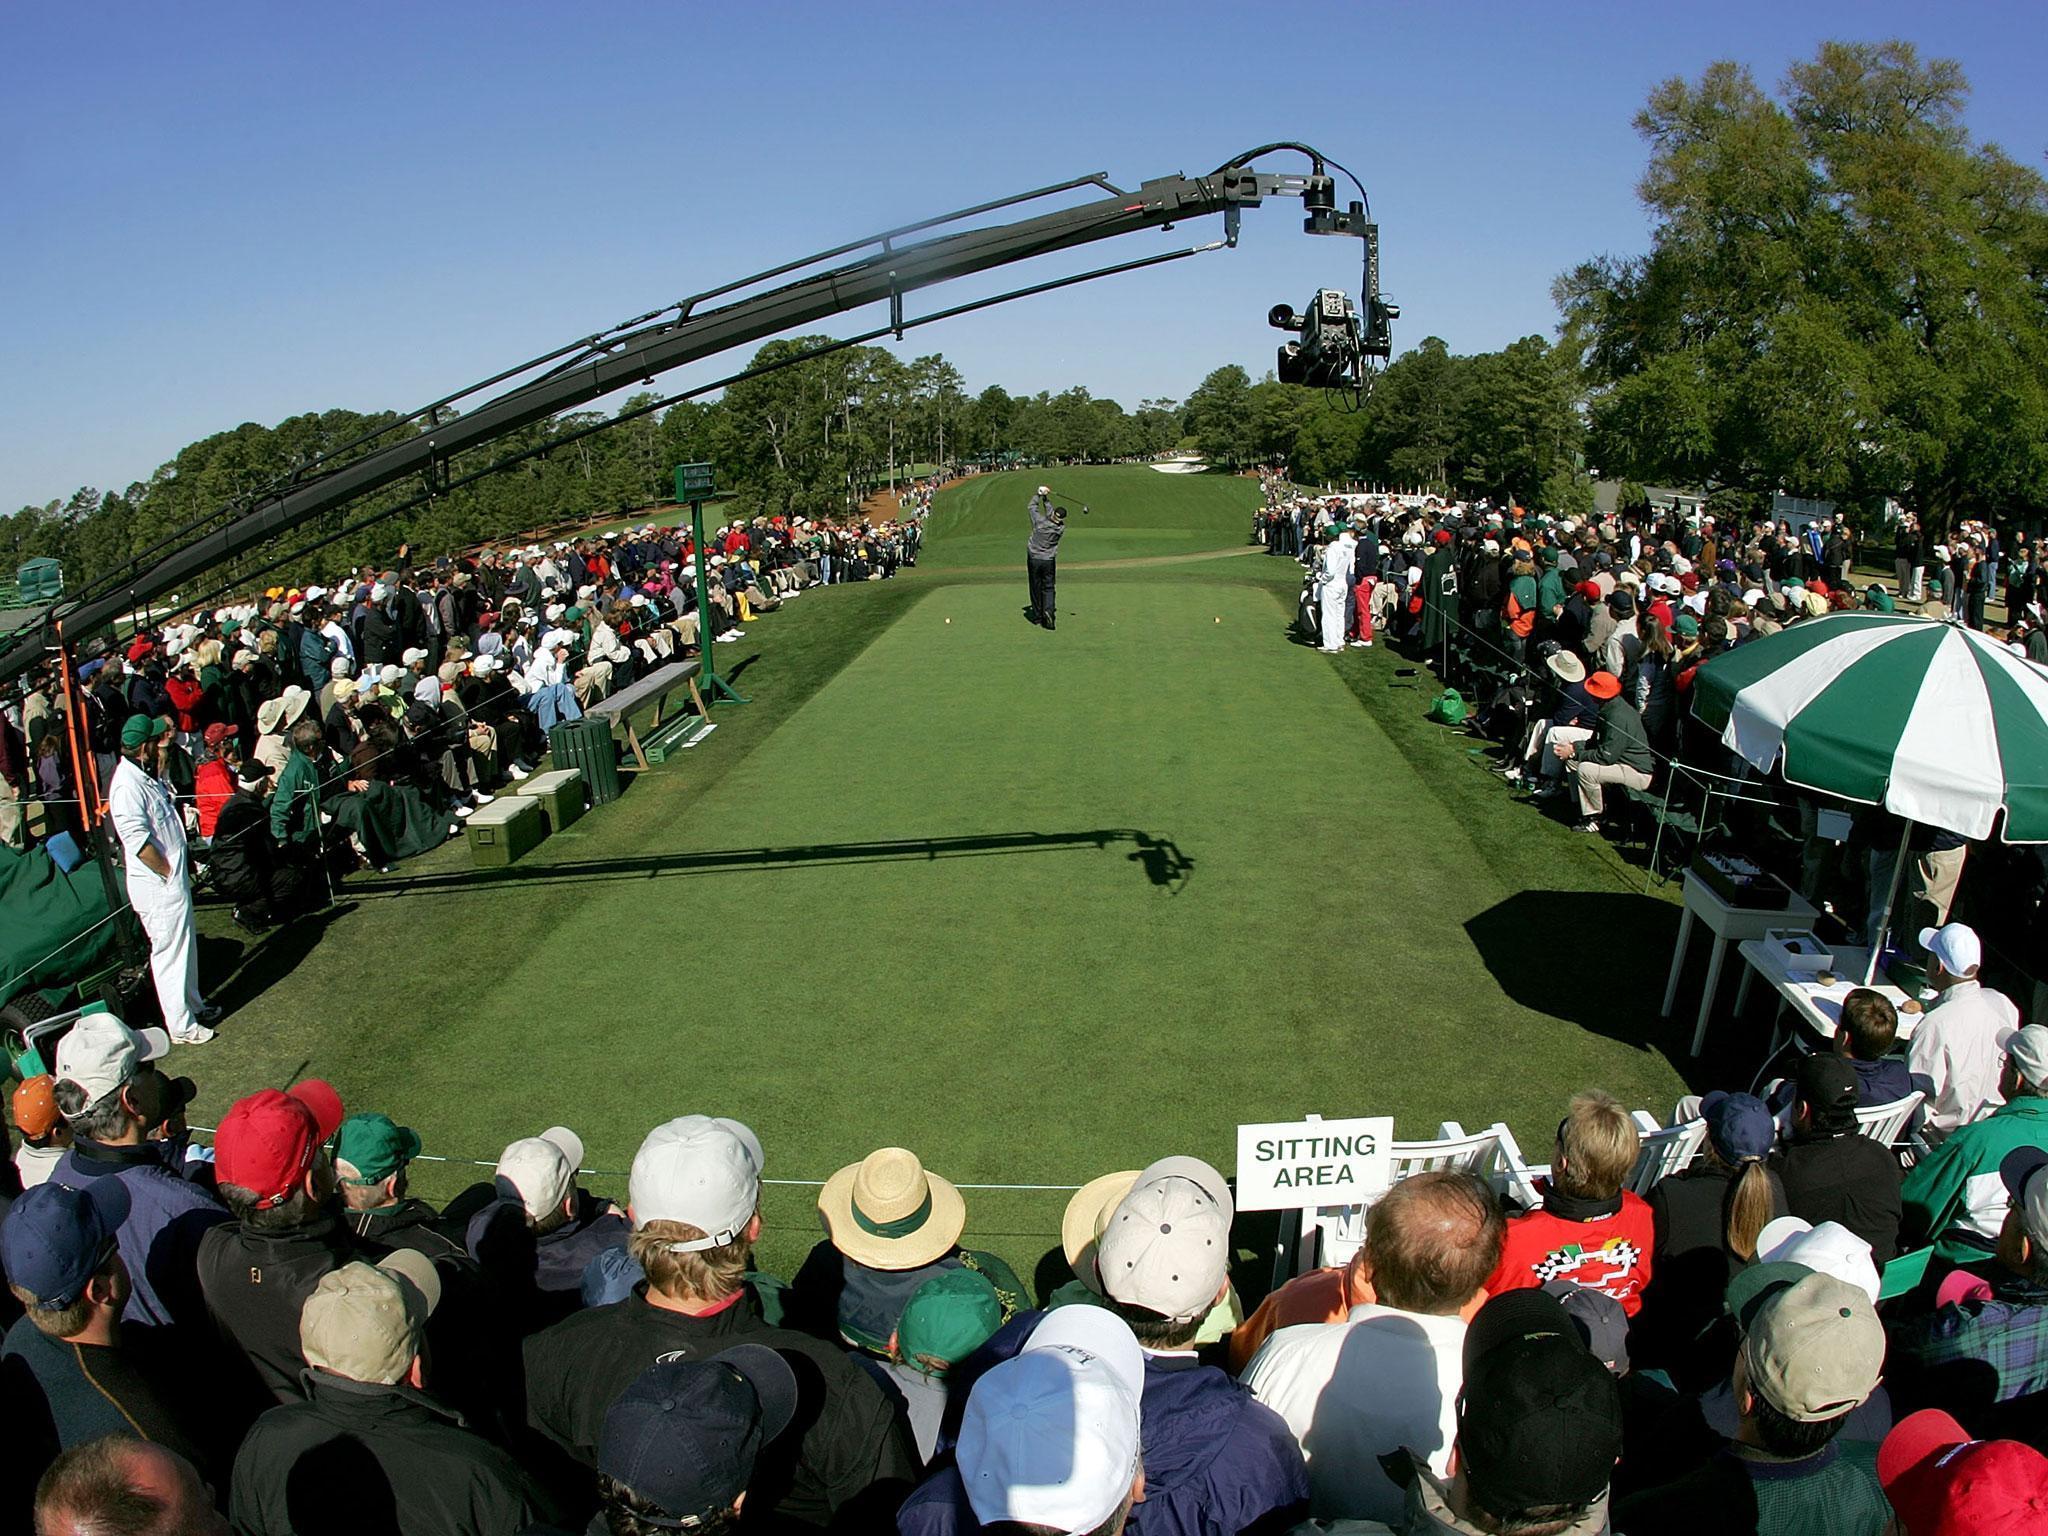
[
  {"xmin": 549, "ymin": 719, "xmax": 621, "ymax": 805},
  {"xmin": 514, "ymin": 769, "xmax": 586, "ymax": 833},
  {"xmin": 466, "ymin": 797, "xmax": 547, "ymax": 867}
]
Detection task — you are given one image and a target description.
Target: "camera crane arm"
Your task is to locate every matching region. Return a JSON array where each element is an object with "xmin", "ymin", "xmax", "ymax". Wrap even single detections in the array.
[{"xmin": 2, "ymin": 147, "xmax": 1392, "ymax": 679}]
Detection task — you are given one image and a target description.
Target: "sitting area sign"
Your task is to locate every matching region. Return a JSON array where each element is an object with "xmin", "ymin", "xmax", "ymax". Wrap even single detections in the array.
[{"xmin": 1235, "ymin": 1115, "xmax": 1395, "ymax": 1211}]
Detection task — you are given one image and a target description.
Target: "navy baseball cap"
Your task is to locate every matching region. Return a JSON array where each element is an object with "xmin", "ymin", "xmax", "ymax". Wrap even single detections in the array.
[
  {"xmin": 1700, "ymin": 1091, "xmax": 1776, "ymax": 1162},
  {"xmin": 598, "ymin": 1345, "xmax": 799, "ymax": 1523},
  {"xmin": 1, "ymin": 1178, "xmax": 131, "ymax": 1309}
]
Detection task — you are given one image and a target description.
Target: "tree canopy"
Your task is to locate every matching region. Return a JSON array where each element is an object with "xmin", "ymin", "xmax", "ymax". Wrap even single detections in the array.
[{"xmin": 1557, "ymin": 39, "xmax": 2048, "ymax": 535}]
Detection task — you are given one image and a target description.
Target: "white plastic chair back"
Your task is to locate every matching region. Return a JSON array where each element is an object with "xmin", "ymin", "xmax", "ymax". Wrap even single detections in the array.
[
  {"xmin": 1852, "ymin": 1090, "xmax": 1923, "ymax": 1149},
  {"xmin": 1308, "ymin": 1121, "xmax": 1523, "ymax": 1269},
  {"xmin": 1627, "ymin": 1111, "xmax": 1707, "ymax": 1196}
]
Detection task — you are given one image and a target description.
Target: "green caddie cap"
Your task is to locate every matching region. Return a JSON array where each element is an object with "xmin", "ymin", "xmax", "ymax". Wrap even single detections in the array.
[
  {"xmin": 333, "ymin": 1112, "xmax": 423, "ymax": 1185},
  {"xmin": 120, "ymin": 714, "xmax": 170, "ymax": 749},
  {"xmin": 895, "ymin": 1267, "xmax": 1002, "ymax": 1379}
]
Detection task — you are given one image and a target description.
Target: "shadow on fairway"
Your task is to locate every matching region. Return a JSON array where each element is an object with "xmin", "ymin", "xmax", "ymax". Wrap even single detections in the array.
[
  {"xmin": 1463, "ymin": 889, "xmax": 1715, "ymax": 1088},
  {"xmin": 345, "ymin": 828, "xmax": 1196, "ymax": 899},
  {"xmin": 208, "ymin": 901, "xmax": 360, "ymax": 1017}
]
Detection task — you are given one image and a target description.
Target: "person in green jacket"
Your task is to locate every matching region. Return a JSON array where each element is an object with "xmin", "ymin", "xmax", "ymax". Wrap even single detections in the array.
[
  {"xmin": 269, "ymin": 723, "xmax": 326, "ymax": 851},
  {"xmin": 1556, "ymin": 671, "xmax": 1655, "ymax": 835},
  {"xmin": 1904, "ymin": 1025, "xmax": 2048, "ymax": 1261},
  {"xmin": 1536, "ymin": 545, "xmax": 1568, "ymax": 626}
]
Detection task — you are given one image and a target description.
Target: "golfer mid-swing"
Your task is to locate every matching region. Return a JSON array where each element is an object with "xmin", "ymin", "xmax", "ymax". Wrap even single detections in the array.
[{"xmin": 1025, "ymin": 484, "xmax": 1065, "ymax": 629}]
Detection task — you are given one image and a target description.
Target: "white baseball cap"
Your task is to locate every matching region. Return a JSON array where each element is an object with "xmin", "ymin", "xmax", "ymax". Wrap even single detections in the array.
[
  {"xmin": 400, "ymin": 647, "xmax": 428, "ymax": 667},
  {"xmin": 1096, "ymin": 1156, "xmax": 1233, "ymax": 1324},
  {"xmin": 1919, "ymin": 923, "xmax": 1982, "ymax": 977},
  {"xmin": 1757, "ymin": 1217, "xmax": 1881, "ymax": 1304},
  {"xmin": 496, "ymin": 1127, "xmax": 584, "ymax": 1220},
  {"xmin": 2005, "ymin": 1024, "xmax": 2048, "ymax": 1089},
  {"xmin": 959, "ymin": 1306, "xmax": 1144, "ymax": 1533},
  {"xmin": 54, "ymin": 1012, "xmax": 170, "ymax": 1105},
  {"xmin": 630, "ymin": 1116, "xmax": 763, "ymax": 1251}
]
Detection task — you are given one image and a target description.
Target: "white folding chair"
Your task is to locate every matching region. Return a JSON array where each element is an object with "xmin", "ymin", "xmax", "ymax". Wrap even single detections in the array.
[
  {"xmin": 1852, "ymin": 1090, "xmax": 1923, "ymax": 1150},
  {"xmin": 1306, "ymin": 1120, "xmax": 1527, "ymax": 1270},
  {"xmin": 1627, "ymin": 1110, "xmax": 1708, "ymax": 1196}
]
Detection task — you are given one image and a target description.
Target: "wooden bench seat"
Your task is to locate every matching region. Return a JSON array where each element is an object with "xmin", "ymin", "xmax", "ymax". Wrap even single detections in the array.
[{"xmin": 587, "ymin": 659, "xmax": 708, "ymax": 769}]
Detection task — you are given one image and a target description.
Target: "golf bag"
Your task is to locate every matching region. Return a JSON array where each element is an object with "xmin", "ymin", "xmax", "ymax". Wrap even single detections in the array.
[
  {"xmin": 1475, "ymin": 678, "xmax": 1535, "ymax": 744},
  {"xmin": 1295, "ymin": 572, "xmax": 1321, "ymax": 644}
]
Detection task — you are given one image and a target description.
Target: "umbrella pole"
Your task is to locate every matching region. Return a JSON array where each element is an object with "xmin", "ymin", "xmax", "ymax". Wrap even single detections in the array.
[{"xmin": 1867, "ymin": 821, "xmax": 1912, "ymax": 986}]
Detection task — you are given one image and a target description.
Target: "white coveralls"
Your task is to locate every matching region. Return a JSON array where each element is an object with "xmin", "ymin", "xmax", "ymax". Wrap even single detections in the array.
[
  {"xmin": 107, "ymin": 757, "xmax": 205, "ymax": 1036},
  {"xmin": 1319, "ymin": 533, "xmax": 1355, "ymax": 652}
]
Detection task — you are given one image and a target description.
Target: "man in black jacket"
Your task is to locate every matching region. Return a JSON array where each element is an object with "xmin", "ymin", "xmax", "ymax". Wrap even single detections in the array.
[
  {"xmin": 1773, "ymin": 1053, "xmax": 1905, "ymax": 1264},
  {"xmin": 523, "ymin": 1115, "xmax": 918, "ymax": 1529},
  {"xmin": 2, "ymin": 1179, "xmax": 231, "ymax": 1484},
  {"xmin": 196, "ymin": 1080, "xmax": 355, "ymax": 1402},
  {"xmin": 210, "ymin": 760, "xmax": 306, "ymax": 931},
  {"xmin": 230, "ymin": 1248, "xmax": 548, "ymax": 1536}
]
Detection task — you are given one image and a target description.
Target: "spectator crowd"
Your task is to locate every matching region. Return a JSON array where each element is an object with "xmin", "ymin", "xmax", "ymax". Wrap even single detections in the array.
[
  {"xmin": 4, "ymin": 481, "xmax": 2048, "ymax": 1533},
  {"xmin": 4, "ymin": 963, "xmax": 2048, "ymax": 1533}
]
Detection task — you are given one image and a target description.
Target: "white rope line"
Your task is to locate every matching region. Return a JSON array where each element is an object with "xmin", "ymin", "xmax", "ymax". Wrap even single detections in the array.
[{"xmin": 174, "ymin": 1128, "xmax": 1084, "ymax": 1192}]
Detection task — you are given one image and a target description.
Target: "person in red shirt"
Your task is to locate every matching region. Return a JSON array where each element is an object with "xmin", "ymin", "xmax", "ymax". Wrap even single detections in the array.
[
  {"xmin": 193, "ymin": 722, "xmax": 240, "ymax": 840},
  {"xmin": 1487, "ymin": 1089, "xmax": 1655, "ymax": 1315}
]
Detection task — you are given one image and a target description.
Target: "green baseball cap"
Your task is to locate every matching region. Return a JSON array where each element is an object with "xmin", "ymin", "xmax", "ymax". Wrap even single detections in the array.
[
  {"xmin": 563, "ymin": 605, "xmax": 584, "ymax": 622},
  {"xmin": 334, "ymin": 1112, "xmax": 423, "ymax": 1185},
  {"xmin": 120, "ymin": 714, "xmax": 171, "ymax": 749},
  {"xmin": 895, "ymin": 1267, "xmax": 1001, "ymax": 1378},
  {"xmin": 1674, "ymin": 614, "xmax": 1700, "ymax": 637}
]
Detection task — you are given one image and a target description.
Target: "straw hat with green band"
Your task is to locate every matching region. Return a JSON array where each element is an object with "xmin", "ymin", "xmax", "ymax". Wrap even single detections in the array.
[{"xmin": 818, "ymin": 1147, "xmax": 966, "ymax": 1271}]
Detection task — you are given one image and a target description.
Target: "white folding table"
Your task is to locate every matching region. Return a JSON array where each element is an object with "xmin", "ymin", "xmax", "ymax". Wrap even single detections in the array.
[
  {"xmin": 1733, "ymin": 938, "xmax": 1920, "ymax": 1050},
  {"xmin": 1659, "ymin": 869, "xmax": 1818, "ymax": 1056}
]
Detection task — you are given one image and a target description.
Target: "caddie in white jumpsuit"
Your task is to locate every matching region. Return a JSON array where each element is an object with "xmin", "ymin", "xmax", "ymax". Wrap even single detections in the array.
[
  {"xmin": 107, "ymin": 713, "xmax": 218, "ymax": 1045},
  {"xmin": 1318, "ymin": 524, "xmax": 1356, "ymax": 653}
]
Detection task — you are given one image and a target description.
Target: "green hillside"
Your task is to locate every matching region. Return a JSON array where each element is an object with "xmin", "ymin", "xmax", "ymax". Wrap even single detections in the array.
[{"xmin": 920, "ymin": 466, "xmax": 1261, "ymax": 568}]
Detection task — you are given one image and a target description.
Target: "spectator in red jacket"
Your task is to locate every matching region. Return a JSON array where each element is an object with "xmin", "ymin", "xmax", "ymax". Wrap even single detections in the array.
[
  {"xmin": 1486, "ymin": 1090, "xmax": 1655, "ymax": 1315},
  {"xmin": 193, "ymin": 723, "xmax": 239, "ymax": 841}
]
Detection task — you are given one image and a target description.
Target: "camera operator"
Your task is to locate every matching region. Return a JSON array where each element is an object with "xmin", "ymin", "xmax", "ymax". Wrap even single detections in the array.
[{"xmin": 1025, "ymin": 485, "xmax": 1066, "ymax": 630}]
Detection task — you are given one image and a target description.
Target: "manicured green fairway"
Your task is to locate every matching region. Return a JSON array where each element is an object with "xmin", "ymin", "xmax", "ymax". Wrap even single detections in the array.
[
  {"xmin": 187, "ymin": 472, "xmax": 1694, "ymax": 1285},
  {"xmin": 921, "ymin": 466, "xmax": 1260, "ymax": 568}
]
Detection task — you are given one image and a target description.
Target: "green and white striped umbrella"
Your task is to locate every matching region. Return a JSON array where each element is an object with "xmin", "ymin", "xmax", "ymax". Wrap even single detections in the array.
[{"xmin": 1692, "ymin": 612, "xmax": 2048, "ymax": 843}]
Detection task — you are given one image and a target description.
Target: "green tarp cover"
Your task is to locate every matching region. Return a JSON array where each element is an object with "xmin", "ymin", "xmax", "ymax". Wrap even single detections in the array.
[{"xmin": 0, "ymin": 843, "xmax": 126, "ymax": 1009}]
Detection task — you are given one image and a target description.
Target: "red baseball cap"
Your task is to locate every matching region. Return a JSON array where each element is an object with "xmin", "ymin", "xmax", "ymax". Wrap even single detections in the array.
[
  {"xmin": 1585, "ymin": 671, "xmax": 1622, "ymax": 701},
  {"xmin": 202, "ymin": 722, "xmax": 239, "ymax": 747},
  {"xmin": 215, "ymin": 1081, "xmax": 345, "ymax": 1208},
  {"xmin": 1879, "ymin": 1409, "xmax": 2048, "ymax": 1534}
]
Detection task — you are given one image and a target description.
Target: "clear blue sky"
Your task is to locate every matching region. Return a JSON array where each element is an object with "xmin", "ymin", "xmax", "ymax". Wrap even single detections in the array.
[{"xmin": 2, "ymin": 1, "xmax": 2040, "ymax": 513}]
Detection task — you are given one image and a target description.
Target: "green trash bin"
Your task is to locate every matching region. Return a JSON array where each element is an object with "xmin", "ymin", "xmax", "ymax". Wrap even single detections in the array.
[{"xmin": 549, "ymin": 719, "xmax": 621, "ymax": 805}]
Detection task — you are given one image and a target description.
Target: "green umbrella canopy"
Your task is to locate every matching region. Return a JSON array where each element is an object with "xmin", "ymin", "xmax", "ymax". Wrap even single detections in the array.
[{"xmin": 1692, "ymin": 612, "xmax": 2048, "ymax": 844}]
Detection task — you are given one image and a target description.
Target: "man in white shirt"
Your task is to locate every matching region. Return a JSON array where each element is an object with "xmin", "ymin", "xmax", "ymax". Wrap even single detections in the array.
[
  {"xmin": 520, "ymin": 631, "xmax": 585, "ymax": 733},
  {"xmin": 1243, "ymin": 1171, "xmax": 1506, "ymax": 1523},
  {"xmin": 106, "ymin": 713, "xmax": 219, "ymax": 1045},
  {"xmin": 1907, "ymin": 922, "xmax": 2020, "ymax": 1145}
]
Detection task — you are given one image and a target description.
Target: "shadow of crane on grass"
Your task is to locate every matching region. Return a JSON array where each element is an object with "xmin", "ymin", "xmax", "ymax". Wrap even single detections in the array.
[{"xmin": 345, "ymin": 828, "xmax": 1196, "ymax": 899}]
